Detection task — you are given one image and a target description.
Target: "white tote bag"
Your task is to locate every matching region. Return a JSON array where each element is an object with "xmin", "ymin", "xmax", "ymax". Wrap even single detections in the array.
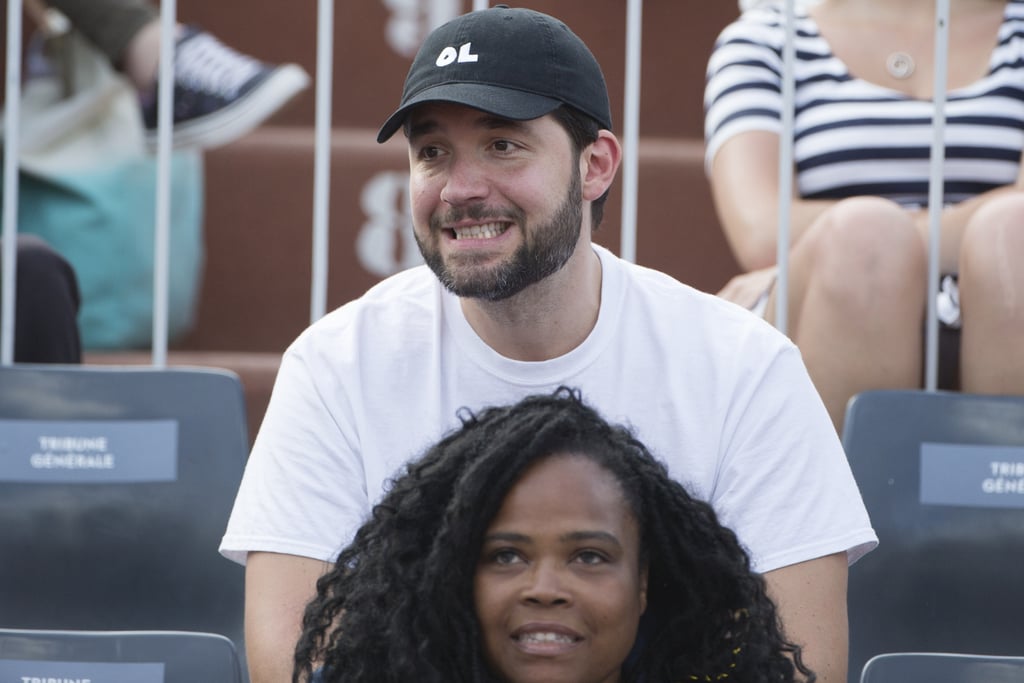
[{"xmin": 1, "ymin": 30, "xmax": 205, "ymax": 349}]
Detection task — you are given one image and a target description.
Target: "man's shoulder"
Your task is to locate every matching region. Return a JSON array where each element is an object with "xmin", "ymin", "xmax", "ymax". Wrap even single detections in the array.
[
  {"xmin": 292, "ymin": 266, "xmax": 441, "ymax": 345},
  {"xmin": 603, "ymin": 252, "xmax": 796, "ymax": 363}
]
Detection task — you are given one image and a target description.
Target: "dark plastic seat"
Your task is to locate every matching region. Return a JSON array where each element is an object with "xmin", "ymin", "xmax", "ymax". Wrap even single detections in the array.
[
  {"xmin": 861, "ymin": 652, "xmax": 1024, "ymax": 683},
  {"xmin": 0, "ymin": 628, "xmax": 243, "ymax": 683},
  {"xmin": 0, "ymin": 365, "xmax": 247, "ymax": 651},
  {"xmin": 842, "ymin": 390, "xmax": 1024, "ymax": 682}
]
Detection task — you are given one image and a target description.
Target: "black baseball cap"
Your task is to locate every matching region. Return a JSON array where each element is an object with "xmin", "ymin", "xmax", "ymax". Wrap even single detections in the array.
[{"xmin": 376, "ymin": 6, "xmax": 612, "ymax": 143}]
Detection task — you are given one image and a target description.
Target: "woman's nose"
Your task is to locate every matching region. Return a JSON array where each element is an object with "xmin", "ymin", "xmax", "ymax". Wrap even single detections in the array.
[{"xmin": 521, "ymin": 563, "xmax": 572, "ymax": 606}]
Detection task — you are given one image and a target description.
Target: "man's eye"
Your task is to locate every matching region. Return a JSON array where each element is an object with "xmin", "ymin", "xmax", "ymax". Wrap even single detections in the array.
[
  {"xmin": 492, "ymin": 140, "xmax": 516, "ymax": 152},
  {"xmin": 419, "ymin": 146, "xmax": 441, "ymax": 160}
]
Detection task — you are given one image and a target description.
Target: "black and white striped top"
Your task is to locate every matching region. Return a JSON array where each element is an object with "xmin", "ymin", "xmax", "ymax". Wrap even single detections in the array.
[{"xmin": 704, "ymin": 0, "xmax": 1024, "ymax": 207}]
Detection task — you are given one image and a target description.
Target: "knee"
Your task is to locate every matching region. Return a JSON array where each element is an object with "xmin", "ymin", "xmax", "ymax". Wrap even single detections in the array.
[
  {"xmin": 12, "ymin": 236, "xmax": 81, "ymax": 306},
  {"xmin": 804, "ymin": 197, "xmax": 926, "ymax": 310},
  {"xmin": 960, "ymin": 192, "xmax": 1024, "ymax": 279}
]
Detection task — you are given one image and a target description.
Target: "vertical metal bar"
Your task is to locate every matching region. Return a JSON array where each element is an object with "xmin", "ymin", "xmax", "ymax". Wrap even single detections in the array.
[
  {"xmin": 924, "ymin": 0, "xmax": 950, "ymax": 391},
  {"xmin": 775, "ymin": 0, "xmax": 797, "ymax": 337},
  {"xmin": 472, "ymin": 0, "xmax": 489, "ymax": 11},
  {"xmin": 2, "ymin": 0, "xmax": 24, "ymax": 366},
  {"xmin": 152, "ymin": 0, "xmax": 177, "ymax": 368},
  {"xmin": 310, "ymin": 0, "xmax": 334, "ymax": 323},
  {"xmin": 619, "ymin": 0, "xmax": 642, "ymax": 264}
]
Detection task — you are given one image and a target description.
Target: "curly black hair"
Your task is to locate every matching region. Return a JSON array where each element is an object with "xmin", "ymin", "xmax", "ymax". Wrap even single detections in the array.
[{"xmin": 294, "ymin": 388, "xmax": 814, "ymax": 683}]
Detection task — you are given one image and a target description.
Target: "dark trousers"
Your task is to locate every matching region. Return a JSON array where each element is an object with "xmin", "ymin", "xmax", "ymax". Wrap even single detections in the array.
[{"xmin": 2, "ymin": 235, "xmax": 82, "ymax": 363}]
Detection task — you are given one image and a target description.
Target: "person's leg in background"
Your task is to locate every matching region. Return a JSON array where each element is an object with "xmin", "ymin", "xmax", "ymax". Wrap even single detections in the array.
[
  {"xmin": 958, "ymin": 192, "xmax": 1024, "ymax": 394},
  {"xmin": 4, "ymin": 235, "xmax": 82, "ymax": 364},
  {"xmin": 764, "ymin": 197, "xmax": 928, "ymax": 433},
  {"xmin": 44, "ymin": 0, "xmax": 310, "ymax": 149}
]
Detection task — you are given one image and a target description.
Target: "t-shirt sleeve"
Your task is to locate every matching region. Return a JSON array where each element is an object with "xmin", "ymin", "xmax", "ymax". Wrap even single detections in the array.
[
  {"xmin": 219, "ymin": 342, "xmax": 369, "ymax": 566},
  {"xmin": 711, "ymin": 342, "xmax": 878, "ymax": 573},
  {"xmin": 704, "ymin": 9, "xmax": 786, "ymax": 175}
]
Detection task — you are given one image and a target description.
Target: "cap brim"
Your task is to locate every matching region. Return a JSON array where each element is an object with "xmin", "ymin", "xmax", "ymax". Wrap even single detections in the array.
[{"xmin": 376, "ymin": 83, "xmax": 563, "ymax": 143}]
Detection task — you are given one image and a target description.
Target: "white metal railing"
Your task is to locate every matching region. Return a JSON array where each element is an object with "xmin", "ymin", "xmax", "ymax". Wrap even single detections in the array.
[
  {"xmin": 776, "ymin": 0, "xmax": 796, "ymax": 337},
  {"xmin": 311, "ymin": 0, "xmax": 335, "ymax": 323},
  {"xmin": 620, "ymin": 0, "xmax": 642, "ymax": 264},
  {"xmin": 2, "ymin": 1, "xmax": 949, "ymax": 387},
  {"xmin": 774, "ymin": 0, "xmax": 949, "ymax": 389},
  {"xmin": 152, "ymin": 0, "xmax": 178, "ymax": 367},
  {"xmin": 924, "ymin": 0, "xmax": 951, "ymax": 392},
  {"xmin": 2, "ymin": 0, "xmax": 24, "ymax": 366}
]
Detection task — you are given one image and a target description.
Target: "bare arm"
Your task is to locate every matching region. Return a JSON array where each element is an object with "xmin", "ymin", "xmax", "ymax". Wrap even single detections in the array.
[
  {"xmin": 716, "ymin": 131, "xmax": 1024, "ymax": 276},
  {"xmin": 763, "ymin": 552, "xmax": 849, "ymax": 683},
  {"xmin": 710, "ymin": 130, "xmax": 838, "ymax": 271},
  {"xmin": 245, "ymin": 552, "xmax": 330, "ymax": 683}
]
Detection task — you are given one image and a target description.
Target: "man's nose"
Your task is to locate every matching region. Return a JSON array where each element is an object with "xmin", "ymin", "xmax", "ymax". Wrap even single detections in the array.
[{"xmin": 440, "ymin": 154, "xmax": 490, "ymax": 206}]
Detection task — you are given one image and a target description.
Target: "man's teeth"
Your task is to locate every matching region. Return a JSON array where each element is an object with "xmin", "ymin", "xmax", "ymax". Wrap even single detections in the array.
[
  {"xmin": 517, "ymin": 632, "xmax": 575, "ymax": 644},
  {"xmin": 453, "ymin": 223, "xmax": 506, "ymax": 240}
]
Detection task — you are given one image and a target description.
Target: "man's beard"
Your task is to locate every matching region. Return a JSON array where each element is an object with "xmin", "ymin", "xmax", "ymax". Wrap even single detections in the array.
[{"xmin": 415, "ymin": 169, "xmax": 583, "ymax": 302}]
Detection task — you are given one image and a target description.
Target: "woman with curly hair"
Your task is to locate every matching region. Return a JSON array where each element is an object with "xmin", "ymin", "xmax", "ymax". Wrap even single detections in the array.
[{"xmin": 294, "ymin": 388, "xmax": 814, "ymax": 683}]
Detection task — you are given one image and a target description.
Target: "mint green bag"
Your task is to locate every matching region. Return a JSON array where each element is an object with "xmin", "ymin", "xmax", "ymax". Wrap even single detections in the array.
[{"xmin": 2, "ymin": 30, "xmax": 204, "ymax": 350}]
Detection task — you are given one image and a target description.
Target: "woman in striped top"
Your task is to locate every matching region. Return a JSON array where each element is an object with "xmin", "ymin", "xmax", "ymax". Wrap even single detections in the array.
[{"xmin": 705, "ymin": 0, "xmax": 1024, "ymax": 431}]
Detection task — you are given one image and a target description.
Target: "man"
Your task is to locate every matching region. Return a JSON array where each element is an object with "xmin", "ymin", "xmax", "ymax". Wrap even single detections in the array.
[{"xmin": 220, "ymin": 7, "xmax": 877, "ymax": 682}]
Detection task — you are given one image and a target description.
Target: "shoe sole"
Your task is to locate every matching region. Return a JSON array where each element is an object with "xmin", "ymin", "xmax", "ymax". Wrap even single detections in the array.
[{"xmin": 146, "ymin": 63, "xmax": 311, "ymax": 151}]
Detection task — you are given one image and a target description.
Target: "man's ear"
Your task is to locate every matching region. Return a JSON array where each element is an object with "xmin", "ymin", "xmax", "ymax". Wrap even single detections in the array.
[{"xmin": 581, "ymin": 130, "xmax": 622, "ymax": 202}]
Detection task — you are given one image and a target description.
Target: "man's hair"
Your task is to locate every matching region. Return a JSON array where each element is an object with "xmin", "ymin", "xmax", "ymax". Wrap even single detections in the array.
[
  {"xmin": 550, "ymin": 105, "xmax": 610, "ymax": 230},
  {"xmin": 293, "ymin": 388, "xmax": 813, "ymax": 683}
]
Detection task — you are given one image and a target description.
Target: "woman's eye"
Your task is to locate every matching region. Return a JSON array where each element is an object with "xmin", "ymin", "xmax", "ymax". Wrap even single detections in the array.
[
  {"xmin": 575, "ymin": 550, "xmax": 607, "ymax": 565},
  {"xmin": 493, "ymin": 549, "xmax": 521, "ymax": 565}
]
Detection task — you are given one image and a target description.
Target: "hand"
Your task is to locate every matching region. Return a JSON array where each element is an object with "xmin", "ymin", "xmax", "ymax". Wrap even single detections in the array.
[{"xmin": 716, "ymin": 266, "xmax": 778, "ymax": 310}]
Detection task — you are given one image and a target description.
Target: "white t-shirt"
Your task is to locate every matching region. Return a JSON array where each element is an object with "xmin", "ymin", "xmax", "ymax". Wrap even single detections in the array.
[{"xmin": 220, "ymin": 245, "xmax": 877, "ymax": 572}]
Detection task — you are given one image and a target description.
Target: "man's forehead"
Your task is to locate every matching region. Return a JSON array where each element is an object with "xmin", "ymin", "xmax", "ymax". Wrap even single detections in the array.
[{"xmin": 405, "ymin": 103, "xmax": 542, "ymax": 137}]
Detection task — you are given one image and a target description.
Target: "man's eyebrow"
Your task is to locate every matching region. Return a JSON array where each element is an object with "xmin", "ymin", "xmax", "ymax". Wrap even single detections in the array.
[
  {"xmin": 407, "ymin": 119, "xmax": 439, "ymax": 141},
  {"xmin": 477, "ymin": 115, "xmax": 530, "ymax": 133}
]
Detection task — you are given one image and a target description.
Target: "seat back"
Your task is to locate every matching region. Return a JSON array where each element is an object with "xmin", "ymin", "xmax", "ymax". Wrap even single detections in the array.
[
  {"xmin": 861, "ymin": 652, "xmax": 1024, "ymax": 683},
  {"xmin": 0, "ymin": 628, "xmax": 243, "ymax": 683},
  {"xmin": 842, "ymin": 390, "xmax": 1024, "ymax": 681},
  {"xmin": 0, "ymin": 365, "xmax": 247, "ymax": 648}
]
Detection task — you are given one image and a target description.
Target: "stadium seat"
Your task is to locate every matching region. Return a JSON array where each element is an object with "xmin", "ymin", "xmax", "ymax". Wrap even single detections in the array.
[
  {"xmin": 0, "ymin": 628, "xmax": 243, "ymax": 683},
  {"xmin": 841, "ymin": 390, "xmax": 1024, "ymax": 681},
  {"xmin": 860, "ymin": 652, "xmax": 1024, "ymax": 683},
  {"xmin": 0, "ymin": 365, "xmax": 248, "ymax": 653}
]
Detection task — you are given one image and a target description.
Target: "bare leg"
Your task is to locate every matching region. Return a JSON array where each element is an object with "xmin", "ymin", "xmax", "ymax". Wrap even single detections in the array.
[
  {"xmin": 766, "ymin": 196, "xmax": 927, "ymax": 432},
  {"xmin": 120, "ymin": 18, "xmax": 165, "ymax": 92},
  {"xmin": 45, "ymin": 0, "xmax": 156, "ymax": 68},
  {"xmin": 959, "ymin": 192, "xmax": 1024, "ymax": 394}
]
